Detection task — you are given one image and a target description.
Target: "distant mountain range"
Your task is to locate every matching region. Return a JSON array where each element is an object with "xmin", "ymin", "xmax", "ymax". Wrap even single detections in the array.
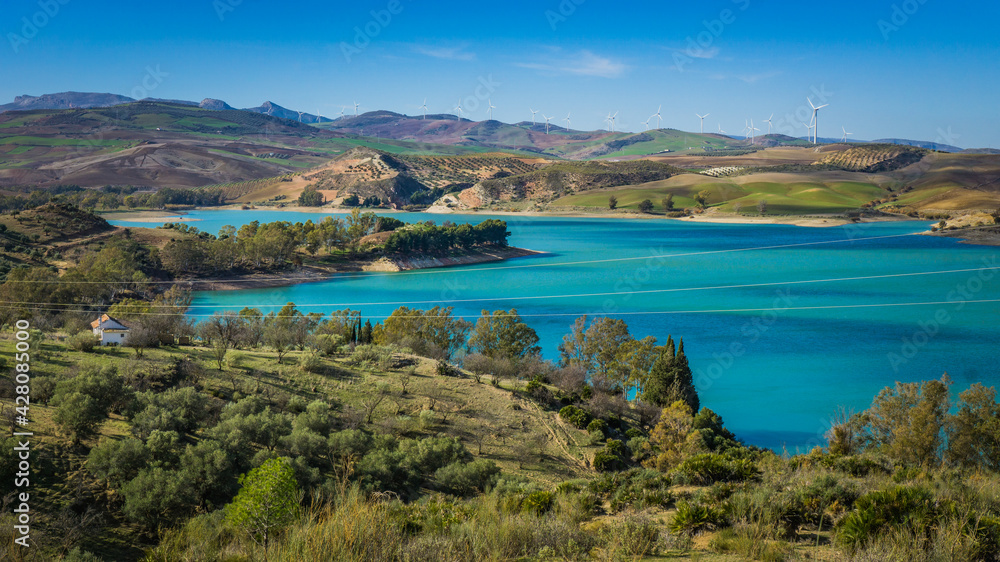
[
  {"xmin": 1, "ymin": 92, "xmax": 988, "ymax": 154},
  {"xmin": 0, "ymin": 91, "xmax": 333, "ymax": 124},
  {"xmin": 872, "ymin": 138, "xmax": 964, "ymax": 153}
]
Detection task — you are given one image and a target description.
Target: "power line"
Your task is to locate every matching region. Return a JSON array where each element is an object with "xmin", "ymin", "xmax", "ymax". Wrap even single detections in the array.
[
  {"xmin": 3, "ymin": 298, "xmax": 999, "ymax": 320},
  {"xmin": 4, "ymin": 265, "xmax": 995, "ymax": 311},
  {"xmin": 111, "ymin": 265, "xmax": 1000, "ymax": 309},
  {"xmin": 0, "ymin": 231, "xmax": 924, "ymax": 285}
]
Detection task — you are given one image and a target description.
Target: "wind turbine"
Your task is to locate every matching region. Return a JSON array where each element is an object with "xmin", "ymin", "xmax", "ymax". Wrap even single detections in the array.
[
  {"xmin": 643, "ymin": 117, "xmax": 651, "ymax": 131},
  {"xmin": 610, "ymin": 111, "xmax": 618, "ymax": 133},
  {"xmin": 606, "ymin": 112, "xmax": 614, "ymax": 132},
  {"xmin": 542, "ymin": 114, "xmax": 552, "ymax": 134},
  {"xmin": 718, "ymin": 124, "xmax": 726, "ymax": 135},
  {"xmin": 842, "ymin": 126, "xmax": 853, "ymax": 143},
  {"xmin": 529, "ymin": 108, "xmax": 538, "ymax": 127},
  {"xmin": 802, "ymin": 119, "xmax": 815, "ymax": 142},
  {"xmin": 653, "ymin": 105, "xmax": 663, "ymax": 129},
  {"xmin": 743, "ymin": 120, "xmax": 750, "ymax": 139},
  {"xmin": 354, "ymin": 101, "xmax": 360, "ymax": 116},
  {"xmin": 487, "ymin": 99, "xmax": 497, "ymax": 121},
  {"xmin": 339, "ymin": 106, "xmax": 346, "ymax": 119},
  {"xmin": 750, "ymin": 119, "xmax": 760, "ymax": 143},
  {"xmin": 563, "ymin": 112, "xmax": 572, "ymax": 129},
  {"xmin": 420, "ymin": 99, "xmax": 428, "ymax": 120},
  {"xmin": 765, "ymin": 114, "xmax": 774, "ymax": 135},
  {"xmin": 454, "ymin": 99, "xmax": 463, "ymax": 122},
  {"xmin": 296, "ymin": 110, "xmax": 304, "ymax": 123},
  {"xmin": 696, "ymin": 113, "xmax": 710, "ymax": 134},
  {"xmin": 808, "ymin": 98, "xmax": 829, "ymax": 144}
]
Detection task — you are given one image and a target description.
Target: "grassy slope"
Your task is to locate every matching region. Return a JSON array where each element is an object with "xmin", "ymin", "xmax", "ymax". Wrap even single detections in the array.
[
  {"xmin": 548, "ymin": 129, "xmax": 745, "ymax": 160},
  {"xmin": 0, "ymin": 337, "xmax": 597, "ymax": 559},
  {"xmin": 553, "ymin": 172, "xmax": 888, "ymax": 214},
  {"xmin": 5, "ymin": 326, "xmax": 1000, "ymax": 560}
]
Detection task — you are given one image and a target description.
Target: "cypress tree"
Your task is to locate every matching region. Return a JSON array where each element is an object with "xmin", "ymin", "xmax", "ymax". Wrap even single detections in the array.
[
  {"xmin": 360, "ymin": 319, "xmax": 373, "ymax": 344},
  {"xmin": 642, "ymin": 337, "xmax": 699, "ymax": 412}
]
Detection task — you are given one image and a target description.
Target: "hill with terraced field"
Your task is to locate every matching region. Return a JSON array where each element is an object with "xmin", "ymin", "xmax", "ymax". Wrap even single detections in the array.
[
  {"xmin": 818, "ymin": 144, "xmax": 929, "ymax": 172},
  {"xmin": 549, "ymin": 148, "xmax": 1000, "ymax": 215}
]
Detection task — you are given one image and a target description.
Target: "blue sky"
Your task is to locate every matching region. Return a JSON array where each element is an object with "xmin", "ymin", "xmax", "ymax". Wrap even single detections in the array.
[{"xmin": 3, "ymin": 0, "xmax": 999, "ymax": 147}]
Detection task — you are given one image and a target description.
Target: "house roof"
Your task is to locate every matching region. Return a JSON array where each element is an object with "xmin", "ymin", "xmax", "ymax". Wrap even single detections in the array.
[{"xmin": 91, "ymin": 314, "xmax": 130, "ymax": 331}]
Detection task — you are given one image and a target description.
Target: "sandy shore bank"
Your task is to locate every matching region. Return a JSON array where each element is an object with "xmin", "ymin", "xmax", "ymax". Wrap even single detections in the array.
[
  {"xmin": 104, "ymin": 206, "xmax": 912, "ymax": 230},
  {"xmin": 104, "ymin": 210, "xmax": 201, "ymax": 223},
  {"xmin": 420, "ymin": 205, "xmax": 908, "ymax": 228},
  {"xmin": 923, "ymin": 225, "xmax": 1000, "ymax": 246}
]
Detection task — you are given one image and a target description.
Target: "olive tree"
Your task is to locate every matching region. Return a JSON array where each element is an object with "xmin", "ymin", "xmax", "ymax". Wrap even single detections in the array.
[{"xmin": 226, "ymin": 457, "xmax": 301, "ymax": 548}]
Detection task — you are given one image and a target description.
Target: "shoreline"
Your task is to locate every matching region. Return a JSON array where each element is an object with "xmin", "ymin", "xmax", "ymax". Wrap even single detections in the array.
[
  {"xmin": 923, "ymin": 225, "xmax": 1000, "ymax": 246},
  {"xmin": 177, "ymin": 246, "xmax": 544, "ymax": 291},
  {"xmin": 103, "ymin": 206, "xmax": 915, "ymax": 230}
]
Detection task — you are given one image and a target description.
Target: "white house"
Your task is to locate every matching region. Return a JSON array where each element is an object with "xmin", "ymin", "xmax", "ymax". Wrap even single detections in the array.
[{"xmin": 91, "ymin": 314, "xmax": 130, "ymax": 346}]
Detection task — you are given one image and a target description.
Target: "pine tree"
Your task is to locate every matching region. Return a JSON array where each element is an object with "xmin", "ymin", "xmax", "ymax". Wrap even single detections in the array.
[{"xmin": 360, "ymin": 319, "xmax": 373, "ymax": 344}]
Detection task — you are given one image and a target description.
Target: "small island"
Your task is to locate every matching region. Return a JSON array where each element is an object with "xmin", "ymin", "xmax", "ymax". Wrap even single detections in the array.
[{"xmin": 149, "ymin": 209, "xmax": 538, "ymax": 291}]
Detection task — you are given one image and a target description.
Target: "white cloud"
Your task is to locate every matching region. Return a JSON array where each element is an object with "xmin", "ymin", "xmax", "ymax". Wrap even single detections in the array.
[
  {"xmin": 516, "ymin": 50, "xmax": 627, "ymax": 79},
  {"xmin": 411, "ymin": 44, "xmax": 476, "ymax": 62}
]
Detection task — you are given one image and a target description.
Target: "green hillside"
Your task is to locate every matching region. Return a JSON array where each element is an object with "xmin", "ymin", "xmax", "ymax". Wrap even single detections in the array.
[{"xmin": 554, "ymin": 173, "xmax": 888, "ymax": 214}]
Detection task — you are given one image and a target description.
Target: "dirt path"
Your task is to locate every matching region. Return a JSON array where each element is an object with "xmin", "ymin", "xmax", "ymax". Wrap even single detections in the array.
[{"xmin": 518, "ymin": 396, "xmax": 590, "ymax": 472}]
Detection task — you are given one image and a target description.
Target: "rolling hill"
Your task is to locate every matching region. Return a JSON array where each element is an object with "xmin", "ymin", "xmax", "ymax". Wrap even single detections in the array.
[
  {"xmin": 2, "ymin": 100, "xmax": 999, "ymax": 215},
  {"xmin": 0, "ymin": 102, "xmax": 342, "ymax": 189},
  {"xmin": 551, "ymin": 147, "xmax": 1000, "ymax": 215},
  {"xmin": 319, "ymin": 113, "xmax": 753, "ymax": 159}
]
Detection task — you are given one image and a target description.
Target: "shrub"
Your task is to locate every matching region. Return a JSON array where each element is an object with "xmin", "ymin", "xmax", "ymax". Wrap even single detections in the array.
[
  {"xmin": 725, "ymin": 488, "xmax": 805, "ymax": 540},
  {"xmin": 794, "ymin": 474, "xmax": 859, "ymax": 521},
  {"xmin": 63, "ymin": 549, "xmax": 103, "ymax": 562},
  {"xmin": 558, "ymin": 405, "xmax": 593, "ymax": 429},
  {"xmin": 418, "ymin": 410, "xmax": 436, "ymax": 429},
  {"xmin": 586, "ymin": 418, "xmax": 608, "ymax": 436},
  {"xmin": 673, "ymin": 453, "xmax": 760, "ymax": 485},
  {"xmin": 593, "ymin": 440, "xmax": 630, "ymax": 472},
  {"xmin": 558, "ymin": 405, "xmax": 578, "ymax": 421},
  {"xmin": 585, "ymin": 469, "xmax": 674, "ymax": 513},
  {"xmin": 69, "ymin": 330, "xmax": 99, "ymax": 352},
  {"xmin": 436, "ymin": 361, "xmax": 459, "ymax": 377},
  {"xmin": 709, "ymin": 527, "xmax": 794, "ymax": 561},
  {"xmin": 521, "ymin": 491, "xmax": 554, "ymax": 515},
  {"xmin": 347, "ymin": 345, "xmax": 395, "ymax": 370},
  {"xmin": 433, "ymin": 459, "xmax": 501, "ymax": 496},
  {"xmin": 300, "ymin": 351, "xmax": 324, "ymax": 374},
  {"xmin": 602, "ymin": 512, "xmax": 661, "ymax": 557},
  {"xmin": 669, "ymin": 500, "xmax": 725, "ymax": 535},
  {"xmin": 835, "ymin": 486, "xmax": 939, "ymax": 551},
  {"xmin": 311, "ymin": 333, "xmax": 344, "ymax": 356}
]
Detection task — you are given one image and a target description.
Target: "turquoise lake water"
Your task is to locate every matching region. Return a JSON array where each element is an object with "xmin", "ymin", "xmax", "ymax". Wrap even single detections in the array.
[{"xmin": 109, "ymin": 210, "xmax": 1000, "ymax": 451}]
